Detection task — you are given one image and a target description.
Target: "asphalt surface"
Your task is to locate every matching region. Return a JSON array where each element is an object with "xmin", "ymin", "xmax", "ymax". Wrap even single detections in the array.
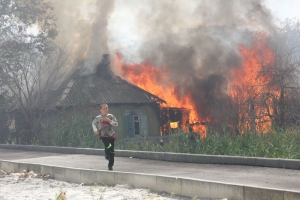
[{"xmin": 0, "ymin": 148, "xmax": 299, "ymax": 192}]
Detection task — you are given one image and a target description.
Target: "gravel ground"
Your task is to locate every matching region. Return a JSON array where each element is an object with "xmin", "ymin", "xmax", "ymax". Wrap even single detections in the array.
[{"xmin": 0, "ymin": 172, "xmax": 223, "ymax": 200}]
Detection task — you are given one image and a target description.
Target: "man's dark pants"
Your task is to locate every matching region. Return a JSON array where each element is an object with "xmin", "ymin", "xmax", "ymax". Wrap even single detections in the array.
[{"xmin": 102, "ymin": 138, "xmax": 115, "ymax": 167}]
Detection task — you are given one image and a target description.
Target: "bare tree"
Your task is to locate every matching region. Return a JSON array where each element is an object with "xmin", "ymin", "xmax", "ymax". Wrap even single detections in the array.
[
  {"xmin": 0, "ymin": 0, "xmax": 68, "ymax": 144},
  {"xmin": 270, "ymin": 23, "xmax": 300, "ymax": 129},
  {"xmin": 0, "ymin": 39, "xmax": 71, "ymax": 143}
]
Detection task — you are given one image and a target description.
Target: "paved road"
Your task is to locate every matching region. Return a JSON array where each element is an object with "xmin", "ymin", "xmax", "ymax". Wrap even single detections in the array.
[{"xmin": 0, "ymin": 148, "xmax": 299, "ymax": 192}]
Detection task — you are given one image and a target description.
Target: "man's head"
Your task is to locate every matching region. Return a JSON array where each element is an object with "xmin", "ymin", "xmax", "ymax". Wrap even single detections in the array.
[{"xmin": 100, "ymin": 104, "xmax": 109, "ymax": 116}]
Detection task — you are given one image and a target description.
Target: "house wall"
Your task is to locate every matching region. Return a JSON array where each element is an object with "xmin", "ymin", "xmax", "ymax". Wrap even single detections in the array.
[
  {"xmin": 15, "ymin": 103, "xmax": 161, "ymax": 145},
  {"xmin": 89, "ymin": 103, "xmax": 161, "ymax": 138},
  {"xmin": 41, "ymin": 103, "xmax": 161, "ymax": 139}
]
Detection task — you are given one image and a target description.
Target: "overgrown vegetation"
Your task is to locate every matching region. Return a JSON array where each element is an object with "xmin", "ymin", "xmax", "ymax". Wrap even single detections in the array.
[
  {"xmin": 118, "ymin": 128, "xmax": 300, "ymax": 159},
  {"xmin": 42, "ymin": 111, "xmax": 300, "ymax": 159},
  {"xmin": 43, "ymin": 108, "xmax": 104, "ymax": 149}
]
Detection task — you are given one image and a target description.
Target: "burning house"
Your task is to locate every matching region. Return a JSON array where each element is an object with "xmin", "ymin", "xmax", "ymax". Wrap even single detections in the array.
[
  {"xmin": 115, "ymin": 34, "xmax": 280, "ymax": 136},
  {"xmin": 42, "ymin": 54, "xmax": 196, "ymax": 138}
]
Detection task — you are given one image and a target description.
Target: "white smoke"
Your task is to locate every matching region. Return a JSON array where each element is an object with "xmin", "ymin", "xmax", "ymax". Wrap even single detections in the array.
[{"xmin": 50, "ymin": 0, "xmax": 115, "ymax": 75}]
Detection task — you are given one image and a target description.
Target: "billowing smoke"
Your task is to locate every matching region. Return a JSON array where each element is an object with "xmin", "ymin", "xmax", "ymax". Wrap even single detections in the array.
[
  {"xmin": 50, "ymin": 0, "xmax": 115, "ymax": 75},
  {"xmin": 134, "ymin": 0, "xmax": 277, "ymax": 118}
]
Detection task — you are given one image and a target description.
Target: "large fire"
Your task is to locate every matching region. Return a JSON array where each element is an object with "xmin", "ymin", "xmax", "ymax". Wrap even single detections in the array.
[
  {"xmin": 114, "ymin": 53, "xmax": 207, "ymax": 137},
  {"xmin": 115, "ymin": 34, "xmax": 277, "ymax": 136},
  {"xmin": 229, "ymin": 34, "xmax": 277, "ymax": 133}
]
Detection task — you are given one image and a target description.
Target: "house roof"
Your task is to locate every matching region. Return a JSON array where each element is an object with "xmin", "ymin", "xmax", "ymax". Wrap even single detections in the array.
[{"xmin": 47, "ymin": 74, "xmax": 166, "ymax": 109}]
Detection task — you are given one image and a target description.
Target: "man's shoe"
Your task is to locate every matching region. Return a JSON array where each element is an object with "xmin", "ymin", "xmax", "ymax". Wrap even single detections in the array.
[{"xmin": 108, "ymin": 166, "xmax": 113, "ymax": 171}]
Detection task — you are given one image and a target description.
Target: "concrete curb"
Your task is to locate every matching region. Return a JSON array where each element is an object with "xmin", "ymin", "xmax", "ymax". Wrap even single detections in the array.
[
  {"xmin": 1, "ymin": 144, "xmax": 300, "ymax": 170},
  {"xmin": 1, "ymin": 159, "xmax": 300, "ymax": 200}
]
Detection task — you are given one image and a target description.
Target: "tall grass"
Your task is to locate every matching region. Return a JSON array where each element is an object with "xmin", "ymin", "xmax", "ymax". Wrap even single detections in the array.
[
  {"xmin": 45, "ymin": 109, "xmax": 104, "ymax": 149},
  {"xmin": 118, "ymin": 128, "xmax": 300, "ymax": 159},
  {"xmin": 45, "ymin": 110, "xmax": 300, "ymax": 159}
]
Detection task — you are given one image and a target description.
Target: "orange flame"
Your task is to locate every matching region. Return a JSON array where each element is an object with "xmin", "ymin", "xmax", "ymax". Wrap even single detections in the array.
[
  {"xmin": 114, "ymin": 33, "xmax": 277, "ymax": 136},
  {"xmin": 115, "ymin": 53, "xmax": 206, "ymax": 137},
  {"xmin": 229, "ymin": 34, "xmax": 277, "ymax": 133}
]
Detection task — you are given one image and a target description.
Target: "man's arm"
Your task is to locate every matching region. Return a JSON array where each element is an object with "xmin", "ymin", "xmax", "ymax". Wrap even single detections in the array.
[
  {"xmin": 92, "ymin": 117, "xmax": 100, "ymax": 136},
  {"xmin": 109, "ymin": 114, "xmax": 118, "ymax": 126}
]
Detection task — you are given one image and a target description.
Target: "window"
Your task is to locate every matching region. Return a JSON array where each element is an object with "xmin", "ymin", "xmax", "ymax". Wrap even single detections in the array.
[
  {"xmin": 126, "ymin": 114, "xmax": 148, "ymax": 137},
  {"xmin": 133, "ymin": 115, "xmax": 140, "ymax": 135}
]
